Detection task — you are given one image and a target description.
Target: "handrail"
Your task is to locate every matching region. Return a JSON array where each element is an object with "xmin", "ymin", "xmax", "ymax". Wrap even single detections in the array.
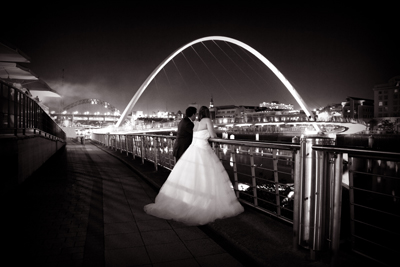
[
  {"xmin": 112, "ymin": 133, "xmax": 300, "ymax": 149},
  {"xmin": 0, "ymin": 80, "xmax": 66, "ymax": 141},
  {"xmin": 312, "ymin": 144, "xmax": 400, "ymax": 159},
  {"xmin": 92, "ymin": 131, "xmax": 399, "ymax": 266},
  {"xmin": 92, "ymin": 132, "xmax": 299, "ymax": 224}
]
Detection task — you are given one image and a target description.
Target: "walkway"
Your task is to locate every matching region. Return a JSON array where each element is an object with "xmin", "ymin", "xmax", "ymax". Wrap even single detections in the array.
[{"xmin": 3, "ymin": 139, "xmax": 371, "ymax": 266}]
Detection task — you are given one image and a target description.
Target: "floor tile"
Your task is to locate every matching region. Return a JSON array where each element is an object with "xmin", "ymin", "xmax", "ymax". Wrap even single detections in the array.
[
  {"xmin": 152, "ymin": 258, "xmax": 200, "ymax": 267},
  {"xmin": 104, "ymin": 222, "xmax": 139, "ymax": 235},
  {"xmin": 105, "ymin": 246, "xmax": 150, "ymax": 266},
  {"xmin": 132, "ymin": 210, "xmax": 160, "ymax": 221},
  {"xmin": 105, "ymin": 232, "xmax": 144, "ymax": 249},
  {"xmin": 184, "ymin": 238, "xmax": 225, "ymax": 257},
  {"xmin": 174, "ymin": 227, "xmax": 208, "ymax": 241},
  {"xmin": 195, "ymin": 252, "xmax": 243, "ymax": 267},
  {"xmin": 146, "ymin": 242, "xmax": 192, "ymax": 263},
  {"xmin": 141, "ymin": 229, "xmax": 181, "ymax": 245},
  {"xmin": 136, "ymin": 219, "xmax": 172, "ymax": 232}
]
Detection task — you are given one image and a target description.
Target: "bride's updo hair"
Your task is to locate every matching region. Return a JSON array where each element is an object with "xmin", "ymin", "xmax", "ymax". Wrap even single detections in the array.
[{"xmin": 198, "ymin": 106, "xmax": 210, "ymax": 121}]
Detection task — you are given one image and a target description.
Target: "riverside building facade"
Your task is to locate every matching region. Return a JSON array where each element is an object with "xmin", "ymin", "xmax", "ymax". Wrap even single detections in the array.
[{"xmin": 373, "ymin": 75, "xmax": 400, "ymax": 118}]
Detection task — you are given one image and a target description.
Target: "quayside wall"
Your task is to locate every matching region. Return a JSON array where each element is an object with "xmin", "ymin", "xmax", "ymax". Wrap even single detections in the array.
[{"xmin": 0, "ymin": 134, "xmax": 65, "ymax": 195}]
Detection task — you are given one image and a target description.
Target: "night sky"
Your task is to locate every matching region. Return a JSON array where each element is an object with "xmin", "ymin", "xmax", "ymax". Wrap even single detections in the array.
[{"xmin": 1, "ymin": 4, "xmax": 399, "ymax": 114}]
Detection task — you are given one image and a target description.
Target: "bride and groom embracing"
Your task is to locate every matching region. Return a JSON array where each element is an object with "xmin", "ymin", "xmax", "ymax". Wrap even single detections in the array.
[{"xmin": 144, "ymin": 105, "xmax": 244, "ymax": 226}]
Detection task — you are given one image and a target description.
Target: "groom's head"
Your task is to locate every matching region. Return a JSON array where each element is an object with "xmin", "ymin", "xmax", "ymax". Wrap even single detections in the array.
[{"xmin": 185, "ymin": 106, "xmax": 197, "ymax": 120}]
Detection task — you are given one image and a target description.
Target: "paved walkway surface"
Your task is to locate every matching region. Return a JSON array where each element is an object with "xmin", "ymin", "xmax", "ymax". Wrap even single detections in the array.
[{"xmin": 3, "ymin": 139, "xmax": 372, "ymax": 267}]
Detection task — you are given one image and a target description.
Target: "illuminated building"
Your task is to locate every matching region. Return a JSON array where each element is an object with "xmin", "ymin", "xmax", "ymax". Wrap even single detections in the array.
[
  {"xmin": 213, "ymin": 102, "xmax": 307, "ymax": 126},
  {"xmin": 209, "ymin": 96, "xmax": 216, "ymax": 120},
  {"xmin": 373, "ymin": 75, "xmax": 400, "ymax": 118},
  {"xmin": 341, "ymin": 97, "xmax": 374, "ymax": 121},
  {"xmin": 259, "ymin": 101, "xmax": 294, "ymax": 110}
]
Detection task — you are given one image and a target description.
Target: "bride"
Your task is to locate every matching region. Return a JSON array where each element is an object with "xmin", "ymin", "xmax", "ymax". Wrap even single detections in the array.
[{"xmin": 144, "ymin": 106, "xmax": 244, "ymax": 225}]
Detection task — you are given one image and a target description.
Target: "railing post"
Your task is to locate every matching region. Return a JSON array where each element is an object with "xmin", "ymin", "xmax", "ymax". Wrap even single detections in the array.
[
  {"xmin": 119, "ymin": 135, "xmax": 122, "ymax": 153},
  {"xmin": 298, "ymin": 134, "xmax": 335, "ymax": 260},
  {"xmin": 22, "ymin": 94, "xmax": 26, "ymax": 135},
  {"xmin": 125, "ymin": 135, "xmax": 129, "ymax": 156},
  {"xmin": 132, "ymin": 136, "xmax": 136, "ymax": 159},
  {"xmin": 231, "ymin": 145, "xmax": 239, "ymax": 198},
  {"xmin": 312, "ymin": 143, "xmax": 328, "ymax": 256},
  {"xmin": 13, "ymin": 89, "xmax": 18, "ymax": 136},
  {"xmin": 272, "ymin": 148, "xmax": 281, "ymax": 216},
  {"xmin": 154, "ymin": 137, "xmax": 158, "ymax": 171},
  {"xmin": 348, "ymin": 156, "xmax": 355, "ymax": 255},
  {"xmin": 168, "ymin": 138, "xmax": 173, "ymax": 168},
  {"xmin": 106, "ymin": 133, "xmax": 109, "ymax": 148},
  {"xmin": 293, "ymin": 148, "xmax": 301, "ymax": 250},
  {"xmin": 120, "ymin": 135, "xmax": 123, "ymax": 153},
  {"xmin": 328, "ymin": 152, "xmax": 343, "ymax": 265},
  {"xmin": 249, "ymin": 148, "xmax": 258, "ymax": 206},
  {"xmin": 141, "ymin": 135, "xmax": 145, "ymax": 164}
]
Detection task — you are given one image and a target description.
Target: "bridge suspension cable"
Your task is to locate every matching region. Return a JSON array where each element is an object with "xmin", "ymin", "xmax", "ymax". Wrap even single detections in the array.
[
  {"xmin": 233, "ymin": 44, "xmax": 277, "ymax": 92},
  {"xmin": 201, "ymin": 42, "xmax": 242, "ymax": 87},
  {"xmin": 116, "ymin": 36, "xmax": 319, "ymax": 132},
  {"xmin": 181, "ymin": 50, "xmax": 207, "ymax": 89},
  {"xmin": 212, "ymin": 40, "xmax": 264, "ymax": 92},
  {"xmin": 190, "ymin": 45, "xmax": 236, "ymax": 103}
]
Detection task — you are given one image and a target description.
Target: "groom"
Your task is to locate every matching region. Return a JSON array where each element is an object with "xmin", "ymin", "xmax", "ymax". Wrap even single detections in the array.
[{"xmin": 173, "ymin": 106, "xmax": 197, "ymax": 162}]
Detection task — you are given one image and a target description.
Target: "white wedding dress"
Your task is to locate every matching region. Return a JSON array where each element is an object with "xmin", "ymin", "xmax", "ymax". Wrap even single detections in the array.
[{"xmin": 144, "ymin": 129, "xmax": 244, "ymax": 225}]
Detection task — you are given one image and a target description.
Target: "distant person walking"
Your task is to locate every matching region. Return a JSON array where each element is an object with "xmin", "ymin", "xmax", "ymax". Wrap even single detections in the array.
[{"xmin": 172, "ymin": 106, "xmax": 197, "ymax": 162}]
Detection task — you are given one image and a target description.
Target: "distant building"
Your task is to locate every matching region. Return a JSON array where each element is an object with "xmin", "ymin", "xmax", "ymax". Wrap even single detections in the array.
[
  {"xmin": 209, "ymin": 96, "xmax": 216, "ymax": 120},
  {"xmin": 373, "ymin": 75, "xmax": 400, "ymax": 118},
  {"xmin": 341, "ymin": 97, "xmax": 374, "ymax": 121},
  {"xmin": 214, "ymin": 105, "xmax": 249, "ymax": 125},
  {"xmin": 314, "ymin": 103, "xmax": 343, "ymax": 121},
  {"xmin": 259, "ymin": 101, "xmax": 294, "ymax": 110},
  {"xmin": 213, "ymin": 102, "xmax": 307, "ymax": 126}
]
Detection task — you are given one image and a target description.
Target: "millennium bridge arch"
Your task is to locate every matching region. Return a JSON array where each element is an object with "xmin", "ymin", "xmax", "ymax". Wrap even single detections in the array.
[
  {"xmin": 117, "ymin": 36, "xmax": 315, "ymax": 128},
  {"xmin": 63, "ymin": 98, "xmax": 119, "ymax": 113}
]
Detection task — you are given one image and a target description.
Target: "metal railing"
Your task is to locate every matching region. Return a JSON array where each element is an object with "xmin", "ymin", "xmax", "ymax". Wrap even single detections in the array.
[
  {"xmin": 93, "ymin": 132, "xmax": 299, "ymax": 221},
  {"xmin": 211, "ymin": 138, "xmax": 299, "ymax": 224},
  {"xmin": 313, "ymin": 146, "xmax": 400, "ymax": 266},
  {"xmin": 0, "ymin": 80, "xmax": 66, "ymax": 141},
  {"xmin": 91, "ymin": 132, "xmax": 399, "ymax": 265}
]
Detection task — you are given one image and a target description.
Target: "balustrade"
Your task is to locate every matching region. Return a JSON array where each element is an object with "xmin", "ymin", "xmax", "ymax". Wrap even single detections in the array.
[
  {"xmin": 0, "ymin": 80, "xmax": 66, "ymax": 140},
  {"xmin": 92, "ymin": 132, "xmax": 399, "ymax": 266}
]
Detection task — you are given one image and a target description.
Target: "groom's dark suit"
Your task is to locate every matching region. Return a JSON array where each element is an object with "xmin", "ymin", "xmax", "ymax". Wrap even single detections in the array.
[{"xmin": 173, "ymin": 116, "xmax": 194, "ymax": 161}]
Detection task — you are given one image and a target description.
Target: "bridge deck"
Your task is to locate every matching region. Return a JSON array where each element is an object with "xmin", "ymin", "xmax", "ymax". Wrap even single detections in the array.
[{"xmin": 3, "ymin": 139, "xmax": 370, "ymax": 266}]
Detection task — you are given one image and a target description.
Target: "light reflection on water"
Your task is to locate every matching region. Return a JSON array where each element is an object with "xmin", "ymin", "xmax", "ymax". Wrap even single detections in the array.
[{"xmin": 341, "ymin": 152, "xmax": 400, "ymax": 205}]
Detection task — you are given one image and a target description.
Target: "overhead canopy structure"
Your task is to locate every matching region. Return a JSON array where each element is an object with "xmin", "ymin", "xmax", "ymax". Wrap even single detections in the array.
[
  {"xmin": 19, "ymin": 78, "xmax": 61, "ymax": 98},
  {"xmin": 0, "ymin": 41, "xmax": 61, "ymax": 98},
  {"xmin": 0, "ymin": 41, "xmax": 30, "ymax": 63},
  {"xmin": 0, "ymin": 62, "xmax": 38, "ymax": 80}
]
